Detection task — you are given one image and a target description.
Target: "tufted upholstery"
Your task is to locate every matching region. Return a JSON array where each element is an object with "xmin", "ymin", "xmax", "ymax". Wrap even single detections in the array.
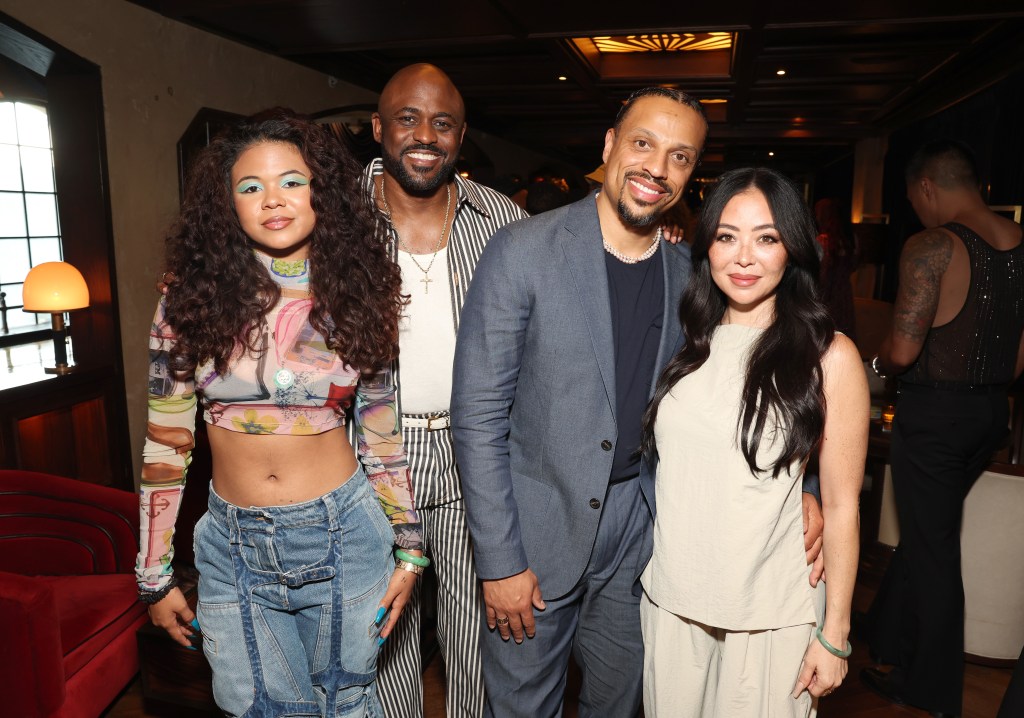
[{"xmin": 0, "ymin": 470, "xmax": 148, "ymax": 718}]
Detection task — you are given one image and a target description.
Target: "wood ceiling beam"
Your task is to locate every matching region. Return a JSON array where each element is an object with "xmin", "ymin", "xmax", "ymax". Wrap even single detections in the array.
[
  {"xmin": 872, "ymin": 19, "xmax": 1024, "ymax": 128},
  {"xmin": 0, "ymin": 20, "xmax": 55, "ymax": 77},
  {"xmin": 727, "ymin": 14, "xmax": 764, "ymax": 127},
  {"xmin": 120, "ymin": 0, "xmax": 1024, "ymax": 177}
]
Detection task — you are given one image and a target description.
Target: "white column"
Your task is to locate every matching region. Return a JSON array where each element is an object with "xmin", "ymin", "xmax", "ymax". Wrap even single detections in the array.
[{"xmin": 851, "ymin": 136, "xmax": 889, "ymax": 223}]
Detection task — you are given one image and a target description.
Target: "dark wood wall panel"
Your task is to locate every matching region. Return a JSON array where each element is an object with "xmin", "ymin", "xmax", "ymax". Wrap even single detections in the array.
[
  {"xmin": 16, "ymin": 408, "xmax": 75, "ymax": 478},
  {"xmin": 15, "ymin": 396, "xmax": 114, "ymax": 485},
  {"xmin": 71, "ymin": 398, "xmax": 112, "ymax": 483},
  {"xmin": 1, "ymin": 369, "xmax": 127, "ymax": 488}
]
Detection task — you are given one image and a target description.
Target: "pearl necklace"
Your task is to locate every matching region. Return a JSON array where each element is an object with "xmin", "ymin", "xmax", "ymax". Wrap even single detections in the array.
[
  {"xmin": 379, "ymin": 177, "xmax": 451, "ymax": 293},
  {"xmin": 603, "ymin": 226, "xmax": 663, "ymax": 264}
]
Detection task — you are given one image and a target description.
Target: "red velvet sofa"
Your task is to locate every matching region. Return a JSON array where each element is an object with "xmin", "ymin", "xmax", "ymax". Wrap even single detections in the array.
[{"xmin": 0, "ymin": 469, "xmax": 149, "ymax": 718}]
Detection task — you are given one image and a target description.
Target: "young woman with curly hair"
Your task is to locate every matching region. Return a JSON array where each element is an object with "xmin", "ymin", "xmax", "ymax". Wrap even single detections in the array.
[
  {"xmin": 135, "ymin": 108, "xmax": 420, "ymax": 717},
  {"xmin": 639, "ymin": 167, "xmax": 868, "ymax": 717}
]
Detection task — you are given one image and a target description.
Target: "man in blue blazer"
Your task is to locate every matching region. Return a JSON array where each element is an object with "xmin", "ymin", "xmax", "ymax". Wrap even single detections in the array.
[{"xmin": 452, "ymin": 88, "xmax": 823, "ymax": 717}]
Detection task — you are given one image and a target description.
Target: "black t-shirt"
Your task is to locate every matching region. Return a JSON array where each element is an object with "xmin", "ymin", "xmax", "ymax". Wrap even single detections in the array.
[{"xmin": 605, "ymin": 247, "xmax": 664, "ymax": 482}]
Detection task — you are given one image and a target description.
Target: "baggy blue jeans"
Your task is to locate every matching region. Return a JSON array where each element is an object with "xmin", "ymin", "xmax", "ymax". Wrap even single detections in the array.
[{"xmin": 194, "ymin": 468, "xmax": 393, "ymax": 717}]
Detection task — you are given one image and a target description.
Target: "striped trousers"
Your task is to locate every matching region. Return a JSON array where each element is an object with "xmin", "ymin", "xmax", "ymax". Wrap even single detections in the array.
[{"xmin": 377, "ymin": 418, "xmax": 485, "ymax": 718}]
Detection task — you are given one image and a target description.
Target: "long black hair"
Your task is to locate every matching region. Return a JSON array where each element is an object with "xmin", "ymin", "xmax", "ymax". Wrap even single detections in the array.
[{"xmin": 641, "ymin": 167, "xmax": 834, "ymax": 477}]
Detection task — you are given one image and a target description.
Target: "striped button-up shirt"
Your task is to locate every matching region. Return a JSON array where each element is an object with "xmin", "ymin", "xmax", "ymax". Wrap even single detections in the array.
[
  {"xmin": 363, "ymin": 159, "xmax": 527, "ymax": 507},
  {"xmin": 364, "ymin": 158, "xmax": 528, "ymax": 334}
]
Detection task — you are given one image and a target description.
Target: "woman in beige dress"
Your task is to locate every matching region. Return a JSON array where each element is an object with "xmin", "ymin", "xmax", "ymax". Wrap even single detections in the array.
[{"xmin": 640, "ymin": 167, "xmax": 868, "ymax": 717}]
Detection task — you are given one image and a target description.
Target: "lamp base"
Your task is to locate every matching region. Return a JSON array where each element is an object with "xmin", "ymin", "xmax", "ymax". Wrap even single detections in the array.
[{"xmin": 46, "ymin": 314, "xmax": 73, "ymax": 375}]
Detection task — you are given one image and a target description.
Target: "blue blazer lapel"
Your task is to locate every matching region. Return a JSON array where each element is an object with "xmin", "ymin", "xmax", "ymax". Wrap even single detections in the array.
[
  {"xmin": 561, "ymin": 194, "xmax": 617, "ymax": 420},
  {"xmin": 651, "ymin": 241, "xmax": 691, "ymax": 395}
]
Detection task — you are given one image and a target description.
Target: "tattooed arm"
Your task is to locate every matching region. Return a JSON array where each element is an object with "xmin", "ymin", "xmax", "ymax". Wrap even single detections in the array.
[{"xmin": 875, "ymin": 228, "xmax": 953, "ymax": 375}]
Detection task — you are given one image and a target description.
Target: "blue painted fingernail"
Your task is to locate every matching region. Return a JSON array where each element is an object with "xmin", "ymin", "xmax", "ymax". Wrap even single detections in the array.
[
  {"xmin": 191, "ymin": 618, "xmax": 201, "ymax": 630},
  {"xmin": 375, "ymin": 606, "xmax": 386, "ymax": 625},
  {"xmin": 378, "ymin": 636, "xmax": 387, "ymax": 647}
]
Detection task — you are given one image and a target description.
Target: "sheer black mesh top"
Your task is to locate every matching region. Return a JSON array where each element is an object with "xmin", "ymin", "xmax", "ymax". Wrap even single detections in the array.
[{"xmin": 903, "ymin": 222, "xmax": 1024, "ymax": 387}]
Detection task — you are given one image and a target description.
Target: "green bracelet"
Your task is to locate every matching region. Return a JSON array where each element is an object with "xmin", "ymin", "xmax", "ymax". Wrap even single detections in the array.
[
  {"xmin": 395, "ymin": 548, "xmax": 430, "ymax": 568},
  {"xmin": 815, "ymin": 627, "xmax": 852, "ymax": 658}
]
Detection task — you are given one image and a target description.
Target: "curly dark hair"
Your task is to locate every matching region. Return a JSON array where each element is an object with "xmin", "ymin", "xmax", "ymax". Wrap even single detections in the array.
[
  {"xmin": 642, "ymin": 167, "xmax": 834, "ymax": 478},
  {"xmin": 163, "ymin": 107, "xmax": 404, "ymax": 376}
]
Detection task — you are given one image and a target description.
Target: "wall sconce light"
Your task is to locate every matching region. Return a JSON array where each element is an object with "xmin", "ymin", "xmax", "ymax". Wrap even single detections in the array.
[{"xmin": 22, "ymin": 261, "xmax": 90, "ymax": 375}]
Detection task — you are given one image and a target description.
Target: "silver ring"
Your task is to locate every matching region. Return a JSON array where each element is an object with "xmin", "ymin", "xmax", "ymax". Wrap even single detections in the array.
[{"xmin": 495, "ymin": 616, "xmax": 510, "ymax": 626}]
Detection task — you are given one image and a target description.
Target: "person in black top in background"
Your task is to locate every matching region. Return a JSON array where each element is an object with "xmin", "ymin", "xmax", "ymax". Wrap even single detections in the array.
[{"xmin": 862, "ymin": 140, "xmax": 1024, "ymax": 718}]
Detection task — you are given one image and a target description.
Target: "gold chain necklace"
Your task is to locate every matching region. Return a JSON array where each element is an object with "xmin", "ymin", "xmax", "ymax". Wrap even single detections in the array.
[
  {"xmin": 379, "ymin": 176, "xmax": 452, "ymax": 293},
  {"xmin": 603, "ymin": 226, "xmax": 663, "ymax": 264}
]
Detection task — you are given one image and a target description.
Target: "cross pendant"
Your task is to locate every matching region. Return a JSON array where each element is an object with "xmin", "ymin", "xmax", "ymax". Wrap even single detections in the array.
[{"xmin": 420, "ymin": 275, "xmax": 432, "ymax": 293}]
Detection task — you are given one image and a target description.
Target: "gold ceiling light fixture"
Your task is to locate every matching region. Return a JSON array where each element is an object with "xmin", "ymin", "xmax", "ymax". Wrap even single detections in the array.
[
  {"xmin": 590, "ymin": 32, "xmax": 732, "ymax": 54},
  {"xmin": 570, "ymin": 32, "xmax": 732, "ymax": 82},
  {"xmin": 697, "ymin": 98, "xmax": 728, "ymax": 123}
]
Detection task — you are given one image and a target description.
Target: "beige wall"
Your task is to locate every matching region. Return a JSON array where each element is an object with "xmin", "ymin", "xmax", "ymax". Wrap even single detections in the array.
[{"xmin": 0, "ymin": 0, "xmax": 377, "ymax": 477}]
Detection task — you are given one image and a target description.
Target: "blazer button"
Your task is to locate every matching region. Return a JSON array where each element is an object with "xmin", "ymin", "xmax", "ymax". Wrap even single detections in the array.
[
  {"xmin": 601, "ymin": 440, "xmax": 613, "ymax": 451},
  {"xmin": 589, "ymin": 498, "xmax": 601, "ymax": 509}
]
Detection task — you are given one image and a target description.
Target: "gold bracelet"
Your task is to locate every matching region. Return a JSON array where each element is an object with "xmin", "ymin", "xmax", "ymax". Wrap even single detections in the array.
[{"xmin": 395, "ymin": 559, "xmax": 425, "ymax": 576}]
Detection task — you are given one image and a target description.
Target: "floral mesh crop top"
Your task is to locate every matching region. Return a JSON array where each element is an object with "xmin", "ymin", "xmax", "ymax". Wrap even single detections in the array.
[{"xmin": 136, "ymin": 254, "xmax": 420, "ymax": 593}]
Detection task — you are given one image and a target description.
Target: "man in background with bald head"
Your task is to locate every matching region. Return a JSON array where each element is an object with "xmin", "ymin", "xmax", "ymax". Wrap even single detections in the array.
[{"xmin": 366, "ymin": 63, "xmax": 527, "ymax": 718}]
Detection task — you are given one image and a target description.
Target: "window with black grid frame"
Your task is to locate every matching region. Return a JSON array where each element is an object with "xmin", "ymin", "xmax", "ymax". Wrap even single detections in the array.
[{"xmin": 0, "ymin": 100, "xmax": 63, "ymax": 344}]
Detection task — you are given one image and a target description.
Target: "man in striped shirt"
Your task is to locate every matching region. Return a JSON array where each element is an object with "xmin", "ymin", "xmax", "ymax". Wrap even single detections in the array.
[{"xmin": 366, "ymin": 63, "xmax": 527, "ymax": 718}]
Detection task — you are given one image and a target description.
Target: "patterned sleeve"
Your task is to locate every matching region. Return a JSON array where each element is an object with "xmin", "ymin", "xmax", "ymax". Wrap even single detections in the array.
[
  {"xmin": 135, "ymin": 298, "xmax": 197, "ymax": 593},
  {"xmin": 353, "ymin": 364, "xmax": 422, "ymax": 550}
]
